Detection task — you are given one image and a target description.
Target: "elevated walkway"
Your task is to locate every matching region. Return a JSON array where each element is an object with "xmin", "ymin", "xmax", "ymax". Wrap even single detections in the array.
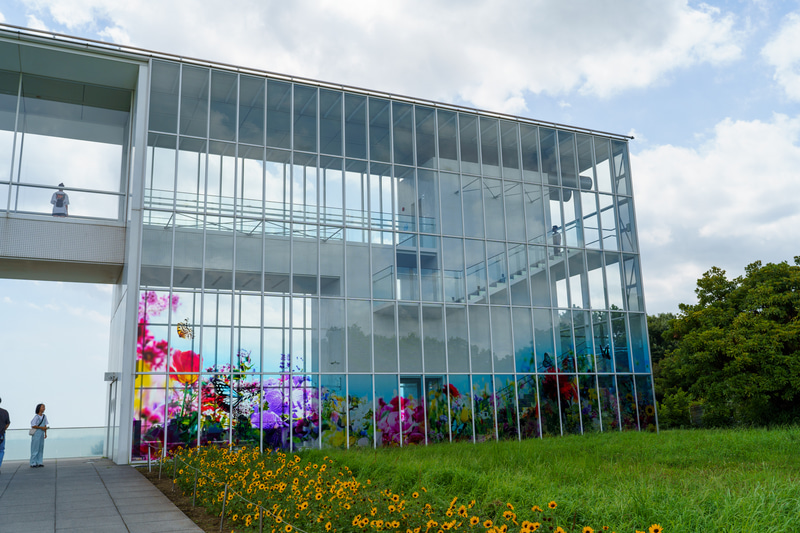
[
  {"xmin": 0, "ymin": 214, "xmax": 126, "ymax": 283},
  {"xmin": 0, "ymin": 457, "xmax": 202, "ymax": 533}
]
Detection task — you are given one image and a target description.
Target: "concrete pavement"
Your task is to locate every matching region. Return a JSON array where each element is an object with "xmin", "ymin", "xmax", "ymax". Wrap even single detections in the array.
[{"xmin": 0, "ymin": 457, "xmax": 203, "ymax": 533}]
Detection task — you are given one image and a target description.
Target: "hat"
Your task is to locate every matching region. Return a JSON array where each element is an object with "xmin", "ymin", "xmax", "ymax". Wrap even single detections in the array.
[{"xmin": 58, "ymin": 183, "xmax": 64, "ymax": 187}]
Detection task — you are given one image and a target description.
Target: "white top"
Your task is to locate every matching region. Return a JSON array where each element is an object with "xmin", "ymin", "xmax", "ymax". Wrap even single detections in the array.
[
  {"xmin": 51, "ymin": 191, "xmax": 69, "ymax": 215},
  {"xmin": 30, "ymin": 414, "xmax": 48, "ymax": 428}
]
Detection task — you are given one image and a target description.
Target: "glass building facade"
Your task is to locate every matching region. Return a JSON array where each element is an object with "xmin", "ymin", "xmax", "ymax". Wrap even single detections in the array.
[
  {"xmin": 132, "ymin": 60, "xmax": 654, "ymax": 457},
  {"xmin": 0, "ymin": 27, "xmax": 654, "ymax": 461}
]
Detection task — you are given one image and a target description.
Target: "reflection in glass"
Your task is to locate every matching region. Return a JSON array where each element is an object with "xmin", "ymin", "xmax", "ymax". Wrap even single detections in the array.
[
  {"xmin": 594, "ymin": 137, "xmax": 612, "ymax": 192},
  {"xmin": 348, "ymin": 375, "xmax": 374, "ymax": 447},
  {"xmin": 517, "ymin": 375, "xmax": 540, "ymax": 439},
  {"xmin": 319, "ymin": 89, "xmax": 343, "ymax": 156},
  {"xmin": 472, "ymin": 375, "xmax": 496, "ymax": 442},
  {"xmin": 397, "ymin": 232, "xmax": 419, "ymax": 301},
  {"xmin": 538, "ymin": 374, "xmax": 560, "ymax": 436},
  {"xmin": 462, "ymin": 176, "xmax": 484, "ymax": 238},
  {"xmin": 568, "ymin": 250, "xmax": 589, "ymax": 309},
  {"xmin": 559, "ymin": 374, "xmax": 581, "ymax": 435},
  {"xmin": 520, "ymin": 124, "xmax": 540, "ymax": 183},
  {"xmin": 487, "ymin": 241, "xmax": 509, "ymax": 305},
  {"xmin": 439, "ymin": 172, "xmax": 463, "ymax": 236},
  {"xmin": 558, "ymin": 131, "xmax": 577, "ymax": 189},
  {"xmin": 617, "ymin": 197, "xmax": 637, "ymax": 252},
  {"xmin": 500, "ymin": 120, "xmax": 521, "ymax": 180},
  {"xmin": 617, "ymin": 374, "xmax": 638, "ymax": 430},
  {"xmin": 395, "ymin": 166, "xmax": 416, "ymax": 232},
  {"xmin": 393, "ymin": 102, "xmax": 413, "ymax": 166},
  {"xmin": 508, "ymin": 244, "xmax": 530, "ymax": 306},
  {"xmin": 629, "ymin": 313, "xmax": 650, "ymax": 373},
  {"xmin": 398, "ymin": 304, "xmax": 422, "ymax": 372},
  {"xmin": 346, "ymin": 229, "xmax": 370, "ymax": 298},
  {"xmin": 581, "ymin": 191, "xmax": 600, "ymax": 248},
  {"xmin": 417, "ymin": 169, "xmax": 439, "ymax": 234},
  {"xmin": 597, "ymin": 375, "xmax": 619, "ymax": 431},
  {"xmin": 373, "ymin": 301, "xmax": 398, "ymax": 372},
  {"xmin": 504, "ymin": 181, "xmax": 526, "ymax": 242},
  {"xmin": 556, "ymin": 310, "xmax": 575, "ymax": 373},
  {"xmin": 605, "ymin": 252, "xmax": 625, "ymax": 309},
  {"xmin": 180, "ymin": 66, "xmax": 208, "ymax": 138},
  {"xmin": 480, "ymin": 117, "xmax": 500, "ymax": 177},
  {"xmin": 533, "ymin": 308, "xmax": 554, "ymax": 372},
  {"xmin": 320, "ymin": 156, "xmax": 343, "ymax": 225},
  {"xmin": 465, "ymin": 239, "xmax": 487, "ymax": 303},
  {"xmin": 458, "ymin": 114, "xmax": 480, "ymax": 175},
  {"xmin": 635, "ymin": 375, "xmax": 656, "ymax": 431},
  {"xmin": 292, "ymin": 223, "xmax": 318, "ymax": 295},
  {"xmin": 347, "ymin": 300, "xmax": 372, "ymax": 372},
  {"xmin": 442, "ymin": 237, "xmax": 465, "ymax": 303},
  {"xmin": 420, "ymin": 234, "xmax": 442, "ymax": 302},
  {"xmin": 513, "ymin": 307, "xmax": 535, "ymax": 373},
  {"xmin": 469, "ymin": 306, "xmax": 491, "ymax": 373},
  {"xmin": 491, "ymin": 306, "xmax": 513, "ymax": 372},
  {"xmin": 579, "ymin": 374, "xmax": 601, "ymax": 432},
  {"xmin": 267, "ymin": 80, "xmax": 291, "ymax": 149},
  {"xmin": 210, "ymin": 70, "xmax": 237, "ymax": 142},
  {"xmin": 369, "ymin": 98, "xmax": 391, "ymax": 163},
  {"xmin": 592, "ymin": 311, "xmax": 614, "ymax": 373},
  {"xmin": 422, "ymin": 305, "xmax": 446, "ymax": 373},
  {"xmin": 425, "ymin": 375, "xmax": 449, "ymax": 443},
  {"xmin": 437, "ymin": 110, "xmax": 458, "ymax": 172},
  {"xmin": 448, "ymin": 375, "xmax": 473, "ymax": 442},
  {"xmin": 483, "ymin": 178, "xmax": 505, "ymax": 240},
  {"xmin": 345, "ymin": 94, "xmax": 367, "ymax": 159},
  {"xmin": 239, "ymin": 75, "xmax": 265, "ymax": 146},
  {"xmin": 149, "ymin": 61, "xmax": 180, "ymax": 133},
  {"xmin": 524, "ymin": 183, "xmax": 547, "ymax": 244},
  {"xmin": 294, "ymin": 85, "xmax": 317, "ymax": 153},
  {"xmin": 445, "ymin": 306, "xmax": 469, "ymax": 373},
  {"xmin": 539, "ymin": 128, "xmax": 558, "ymax": 186},
  {"xmin": 612, "ymin": 140, "xmax": 630, "ymax": 196},
  {"xmin": 320, "ymin": 299, "xmax": 345, "ymax": 372},
  {"xmin": 321, "ymin": 374, "xmax": 347, "ymax": 448},
  {"xmin": 611, "ymin": 311, "xmax": 630, "ymax": 372},
  {"xmin": 573, "ymin": 310, "xmax": 594, "ymax": 372},
  {"xmin": 415, "ymin": 106, "xmax": 436, "ymax": 168}
]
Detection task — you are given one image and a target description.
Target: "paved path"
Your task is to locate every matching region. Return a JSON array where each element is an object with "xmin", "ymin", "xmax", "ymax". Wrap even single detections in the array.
[{"xmin": 0, "ymin": 457, "xmax": 203, "ymax": 533}]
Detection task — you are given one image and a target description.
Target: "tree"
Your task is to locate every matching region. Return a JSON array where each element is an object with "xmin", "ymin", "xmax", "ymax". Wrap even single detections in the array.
[
  {"xmin": 646, "ymin": 312, "xmax": 677, "ymax": 403},
  {"xmin": 657, "ymin": 258, "xmax": 800, "ymax": 427}
]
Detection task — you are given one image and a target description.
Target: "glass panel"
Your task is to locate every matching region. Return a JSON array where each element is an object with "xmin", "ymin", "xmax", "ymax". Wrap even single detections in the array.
[
  {"xmin": 348, "ymin": 374, "xmax": 374, "ymax": 447},
  {"xmin": 513, "ymin": 307, "xmax": 535, "ymax": 373},
  {"xmin": 346, "ymin": 228, "xmax": 370, "ymax": 298},
  {"xmin": 491, "ymin": 306, "xmax": 513, "ymax": 372},
  {"xmin": 558, "ymin": 374, "xmax": 581, "ymax": 435},
  {"xmin": 320, "ymin": 225, "xmax": 343, "ymax": 296},
  {"xmin": 292, "ymin": 296, "xmax": 316, "ymax": 372},
  {"xmin": 582, "ymin": 191, "xmax": 601, "ymax": 249},
  {"xmin": 262, "ymin": 296, "xmax": 289, "ymax": 372},
  {"xmin": 319, "ymin": 89, "xmax": 343, "ymax": 156},
  {"xmin": 321, "ymin": 374, "xmax": 347, "ymax": 448},
  {"xmin": 144, "ymin": 134, "xmax": 176, "ymax": 211},
  {"xmin": 439, "ymin": 172, "xmax": 463, "ymax": 236},
  {"xmin": 611, "ymin": 311, "xmax": 631, "ymax": 372},
  {"xmin": 524, "ymin": 183, "xmax": 547, "ymax": 244},
  {"xmin": 465, "ymin": 239, "xmax": 487, "ymax": 304},
  {"xmin": 605, "ymin": 252, "xmax": 625, "ymax": 309},
  {"xmin": 369, "ymin": 98, "xmax": 391, "ymax": 163},
  {"xmin": 539, "ymin": 128, "xmax": 558, "ymax": 186},
  {"xmin": 437, "ymin": 109, "xmax": 458, "ymax": 172},
  {"xmin": 594, "ymin": 137, "xmax": 612, "ymax": 192},
  {"xmin": 209, "ymin": 70, "xmax": 237, "ymax": 141},
  {"xmin": 491, "ymin": 375, "xmax": 516, "ymax": 440},
  {"xmin": 586, "ymin": 250, "xmax": 606, "ymax": 309},
  {"xmin": 375, "ymin": 374, "xmax": 400, "ymax": 447},
  {"xmin": 472, "ymin": 375, "xmax": 496, "ymax": 442},
  {"xmin": 149, "ymin": 61, "xmax": 179, "ymax": 133},
  {"xmin": 533, "ymin": 308, "xmax": 555, "ymax": 372},
  {"xmin": 292, "ymin": 223, "xmax": 318, "ymax": 295},
  {"xmin": 398, "ymin": 304, "xmax": 422, "ymax": 372},
  {"xmin": 180, "ymin": 66, "xmax": 208, "ymax": 138},
  {"xmin": 596, "ymin": 375, "xmax": 619, "ymax": 431},
  {"xmin": 445, "ymin": 305, "xmax": 469, "ymax": 372},
  {"xmin": 290, "ymin": 374, "xmax": 319, "ymax": 450},
  {"xmin": 344, "ymin": 94, "xmax": 367, "ymax": 159},
  {"xmin": 520, "ymin": 124, "xmax": 540, "ymax": 183},
  {"xmin": 294, "ymin": 84, "xmax": 317, "ymax": 153},
  {"xmin": 517, "ymin": 375, "xmax": 540, "ymax": 439},
  {"xmin": 618, "ymin": 374, "xmax": 638, "ymax": 430},
  {"xmin": 635, "ymin": 375, "xmax": 657, "ymax": 431},
  {"xmin": 612, "ymin": 140, "xmax": 630, "ymax": 195},
  {"xmin": 399, "ymin": 376, "xmax": 425, "ymax": 445},
  {"xmin": 617, "ymin": 196, "xmax": 638, "ymax": 252},
  {"xmin": 320, "ymin": 156, "xmax": 343, "ymax": 225},
  {"xmin": 623, "ymin": 254, "xmax": 643, "ymax": 312},
  {"xmin": 373, "ymin": 301, "xmax": 398, "ymax": 372},
  {"xmin": 592, "ymin": 311, "xmax": 614, "ymax": 373},
  {"xmin": 558, "ymin": 131, "xmax": 577, "ymax": 188},
  {"xmin": 500, "ymin": 120, "xmax": 520, "ymax": 180},
  {"xmin": 556, "ymin": 310, "xmax": 575, "ymax": 373},
  {"xmin": 393, "ymin": 101, "xmax": 414, "ymax": 166},
  {"xmin": 320, "ymin": 299, "xmax": 345, "ymax": 372},
  {"xmin": 487, "ymin": 241, "xmax": 509, "ymax": 305},
  {"xmin": 508, "ymin": 244, "xmax": 530, "ymax": 306},
  {"xmin": 629, "ymin": 313, "xmax": 650, "ymax": 373},
  {"xmin": 538, "ymin": 374, "xmax": 561, "ymax": 437},
  {"xmin": 267, "ymin": 80, "xmax": 291, "ymax": 149},
  {"xmin": 347, "ymin": 300, "xmax": 372, "ymax": 372},
  {"xmin": 480, "ymin": 117, "xmax": 500, "ymax": 177},
  {"xmin": 417, "ymin": 169, "xmax": 439, "ymax": 234},
  {"xmin": 346, "ymin": 159, "xmax": 369, "ymax": 228},
  {"xmin": 397, "ymin": 232, "xmax": 419, "ymax": 301},
  {"xmin": 369, "ymin": 161, "xmax": 391, "ymax": 231},
  {"xmin": 395, "ymin": 165, "xmax": 417, "ymax": 232},
  {"xmin": 422, "ymin": 305, "xmax": 446, "ymax": 373},
  {"xmin": 292, "ymin": 152, "xmax": 317, "ymax": 224},
  {"xmin": 420, "ymin": 234, "xmax": 443, "ymax": 302},
  {"xmin": 576, "ymin": 134, "xmax": 594, "ymax": 188},
  {"xmin": 207, "ymin": 141, "xmax": 236, "ymax": 219},
  {"xmin": 573, "ymin": 310, "xmax": 595, "ymax": 373},
  {"xmin": 415, "ymin": 105, "xmax": 436, "ymax": 168},
  {"xmin": 483, "ymin": 178, "xmax": 505, "ymax": 240},
  {"xmin": 599, "ymin": 193, "xmax": 617, "ymax": 250},
  {"xmin": 548, "ymin": 245, "xmax": 568, "ymax": 308},
  {"xmin": 236, "ymin": 145, "xmax": 264, "ymax": 223},
  {"xmin": 568, "ymin": 250, "xmax": 589, "ymax": 309},
  {"xmin": 132, "ymin": 378, "xmax": 166, "ymax": 457},
  {"xmin": 425, "ymin": 376, "xmax": 449, "ymax": 443},
  {"xmin": 448, "ymin": 375, "xmax": 473, "ymax": 442},
  {"xmin": 442, "ymin": 237, "xmax": 465, "ymax": 303},
  {"xmin": 458, "ymin": 113, "xmax": 480, "ymax": 175},
  {"xmin": 199, "ymin": 373, "xmax": 231, "ymax": 447},
  {"xmin": 205, "ymin": 221, "xmax": 234, "ymax": 291},
  {"xmin": 265, "ymin": 149, "xmax": 290, "ymax": 239},
  {"xmin": 529, "ymin": 244, "xmax": 550, "ymax": 307},
  {"xmin": 504, "ymin": 181, "xmax": 525, "ymax": 242},
  {"xmin": 469, "ymin": 305, "xmax": 491, "ymax": 373},
  {"xmin": 372, "ymin": 230, "xmax": 395, "ymax": 299},
  {"xmin": 562, "ymin": 189, "xmax": 582, "ymax": 247},
  {"xmin": 579, "ymin": 374, "xmax": 601, "ymax": 432},
  {"xmin": 166, "ymin": 376, "xmax": 200, "ymax": 449},
  {"xmin": 239, "ymin": 75, "xmax": 265, "ymax": 146}
]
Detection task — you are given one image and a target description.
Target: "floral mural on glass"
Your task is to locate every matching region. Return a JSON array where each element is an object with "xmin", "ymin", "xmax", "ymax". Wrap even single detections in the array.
[
  {"xmin": 374, "ymin": 376, "xmax": 425, "ymax": 447},
  {"xmin": 494, "ymin": 375, "xmax": 519, "ymax": 440},
  {"xmin": 321, "ymin": 375, "xmax": 347, "ymax": 448},
  {"xmin": 635, "ymin": 375, "xmax": 656, "ymax": 431},
  {"xmin": 617, "ymin": 374, "xmax": 639, "ymax": 430},
  {"xmin": 425, "ymin": 377, "xmax": 450, "ymax": 443},
  {"xmin": 517, "ymin": 375, "xmax": 540, "ymax": 439},
  {"xmin": 558, "ymin": 374, "xmax": 581, "ymax": 434},
  {"xmin": 472, "ymin": 375, "xmax": 496, "ymax": 442},
  {"xmin": 597, "ymin": 375, "xmax": 620, "ymax": 431},
  {"xmin": 578, "ymin": 374, "xmax": 602, "ymax": 432},
  {"xmin": 538, "ymin": 370, "xmax": 561, "ymax": 437},
  {"xmin": 448, "ymin": 375, "xmax": 473, "ymax": 442},
  {"xmin": 348, "ymin": 375, "xmax": 374, "ymax": 447}
]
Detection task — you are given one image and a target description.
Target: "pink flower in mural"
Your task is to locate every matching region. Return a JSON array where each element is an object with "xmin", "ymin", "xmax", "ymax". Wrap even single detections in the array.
[{"xmin": 169, "ymin": 350, "xmax": 201, "ymax": 385}]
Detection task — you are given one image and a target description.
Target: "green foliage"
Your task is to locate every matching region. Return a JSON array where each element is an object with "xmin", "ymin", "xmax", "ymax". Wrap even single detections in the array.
[
  {"xmin": 657, "ymin": 258, "xmax": 800, "ymax": 427},
  {"xmin": 657, "ymin": 388, "xmax": 694, "ymax": 428}
]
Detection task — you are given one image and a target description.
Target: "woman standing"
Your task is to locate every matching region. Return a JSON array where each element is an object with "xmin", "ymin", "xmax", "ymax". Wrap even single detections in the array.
[{"xmin": 30, "ymin": 404, "xmax": 48, "ymax": 467}]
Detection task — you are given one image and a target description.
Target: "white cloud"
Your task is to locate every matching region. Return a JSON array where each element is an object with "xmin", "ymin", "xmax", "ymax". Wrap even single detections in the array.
[
  {"xmin": 762, "ymin": 11, "xmax": 800, "ymax": 100},
  {"xmin": 25, "ymin": 14, "xmax": 47, "ymax": 30},
  {"xmin": 16, "ymin": 0, "xmax": 741, "ymax": 113},
  {"xmin": 632, "ymin": 113, "xmax": 800, "ymax": 312}
]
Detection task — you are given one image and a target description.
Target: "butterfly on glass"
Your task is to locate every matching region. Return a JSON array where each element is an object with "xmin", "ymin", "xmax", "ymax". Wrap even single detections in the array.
[
  {"xmin": 176, "ymin": 318, "xmax": 194, "ymax": 339},
  {"xmin": 211, "ymin": 377, "xmax": 257, "ymax": 412},
  {"xmin": 540, "ymin": 352, "xmax": 554, "ymax": 371}
]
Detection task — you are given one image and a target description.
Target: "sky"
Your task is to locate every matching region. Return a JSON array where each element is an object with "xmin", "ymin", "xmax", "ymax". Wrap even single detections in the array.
[{"xmin": 1, "ymin": 1, "xmax": 799, "ymax": 427}]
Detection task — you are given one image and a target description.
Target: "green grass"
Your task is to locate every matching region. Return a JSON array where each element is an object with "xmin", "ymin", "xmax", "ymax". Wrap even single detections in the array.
[{"xmin": 302, "ymin": 426, "xmax": 800, "ymax": 532}]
